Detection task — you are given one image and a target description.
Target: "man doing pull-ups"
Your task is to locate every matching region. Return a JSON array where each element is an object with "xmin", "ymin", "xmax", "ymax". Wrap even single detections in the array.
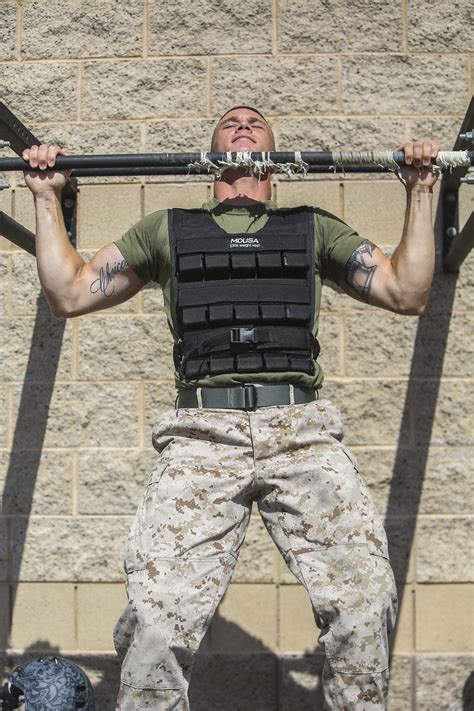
[{"xmin": 23, "ymin": 107, "xmax": 440, "ymax": 710}]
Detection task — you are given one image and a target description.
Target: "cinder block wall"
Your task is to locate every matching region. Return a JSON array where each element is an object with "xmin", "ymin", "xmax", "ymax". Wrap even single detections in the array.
[{"xmin": 0, "ymin": 1, "xmax": 473, "ymax": 709}]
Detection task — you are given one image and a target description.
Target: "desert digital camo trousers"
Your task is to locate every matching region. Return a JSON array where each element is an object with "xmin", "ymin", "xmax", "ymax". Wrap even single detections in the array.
[{"xmin": 114, "ymin": 398, "xmax": 398, "ymax": 711}]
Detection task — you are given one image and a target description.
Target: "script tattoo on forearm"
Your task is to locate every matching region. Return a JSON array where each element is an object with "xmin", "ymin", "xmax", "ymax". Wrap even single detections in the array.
[
  {"xmin": 343, "ymin": 240, "xmax": 377, "ymax": 303},
  {"xmin": 90, "ymin": 259, "xmax": 128, "ymax": 297}
]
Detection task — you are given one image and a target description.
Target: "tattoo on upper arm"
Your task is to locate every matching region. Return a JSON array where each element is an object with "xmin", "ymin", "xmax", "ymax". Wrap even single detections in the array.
[
  {"xmin": 90, "ymin": 259, "xmax": 128, "ymax": 297},
  {"xmin": 343, "ymin": 240, "xmax": 377, "ymax": 303}
]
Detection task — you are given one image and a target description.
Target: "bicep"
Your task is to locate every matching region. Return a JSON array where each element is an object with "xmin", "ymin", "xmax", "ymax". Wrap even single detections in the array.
[
  {"xmin": 70, "ymin": 243, "xmax": 145, "ymax": 316},
  {"xmin": 339, "ymin": 240, "xmax": 400, "ymax": 312}
]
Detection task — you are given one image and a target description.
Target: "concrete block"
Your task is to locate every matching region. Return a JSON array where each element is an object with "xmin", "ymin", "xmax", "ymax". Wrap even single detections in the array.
[
  {"xmin": 0, "ymin": 2, "xmax": 16, "ymax": 60},
  {"xmin": 279, "ymin": 585, "xmax": 320, "ymax": 653},
  {"xmin": 0, "ymin": 584, "xmax": 10, "ymax": 642},
  {"xmin": 209, "ymin": 583, "xmax": 277, "ymax": 652},
  {"xmin": 0, "ymin": 316, "xmax": 73, "ymax": 381},
  {"xmin": 276, "ymin": 117, "xmax": 407, "ymax": 153},
  {"xmin": 190, "ymin": 652, "xmax": 277, "ymax": 710},
  {"xmin": 415, "ymin": 583, "xmax": 474, "ymax": 652},
  {"xmin": 0, "ymin": 385, "xmax": 8, "ymax": 450},
  {"xmin": 392, "ymin": 587, "xmax": 414, "ymax": 654},
  {"xmin": 317, "ymin": 313, "xmax": 342, "ymax": 377},
  {"xmin": 278, "ymin": 654, "xmax": 325, "ymax": 710},
  {"xmin": 347, "ymin": 310, "xmax": 474, "ymax": 378},
  {"xmin": 10, "ymin": 516, "xmax": 131, "ymax": 582},
  {"xmin": 0, "ymin": 520, "xmax": 8, "ymax": 580},
  {"xmin": 145, "ymin": 119, "xmax": 215, "ymax": 152},
  {"xmin": 11, "ymin": 382, "xmax": 139, "ymax": 448},
  {"xmin": 413, "ymin": 380, "xmax": 473, "ymax": 446},
  {"xmin": 78, "ymin": 184, "xmax": 142, "ymax": 249},
  {"xmin": 78, "ymin": 314, "xmax": 175, "ymax": 380},
  {"xmin": 354, "ymin": 446, "xmax": 473, "ymax": 517},
  {"xmin": 77, "ymin": 583, "xmax": 127, "ymax": 651},
  {"xmin": 144, "ymin": 382, "xmax": 183, "ymax": 436},
  {"xmin": 1, "ymin": 63, "xmax": 78, "ymax": 122},
  {"xmin": 278, "ymin": 0, "xmax": 403, "ymax": 52},
  {"xmin": 341, "ymin": 56, "xmax": 468, "ymax": 115},
  {"xmin": 22, "ymin": 0, "xmax": 142, "ymax": 59},
  {"xmin": 232, "ymin": 515, "xmax": 277, "ymax": 584},
  {"xmin": 10, "ymin": 254, "xmax": 43, "ymax": 317},
  {"xmin": 13, "ymin": 187, "xmax": 36, "ymax": 233},
  {"xmin": 0, "ymin": 450, "xmax": 73, "ymax": 515},
  {"xmin": 408, "ymin": 0, "xmax": 474, "ymax": 51},
  {"xmin": 77, "ymin": 448, "xmax": 157, "ymax": 515},
  {"xmin": 387, "ymin": 655, "xmax": 413, "ymax": 711},
  {"xmin": 212, "ymin": 57, "xmax": 338, "ymax": 116},
  {"xmin": 384, "ymin": 517, "xmax": 416, "ymax": 586},
  {"xmin": 275, "ymin": 180, "xmax": 341, "ymax": 215},
  {"xmin": 142, "ymin": 283, "xmax": 165, "ymax": 313},
  {"xmin": 0, "ymin": 255, "xmax": 8, "ymax": 316},
  {"xmin": 416, "ymin": 517, "xmax": 473, "ymax": 583},
  {"xmin": 428, "ymin": 251, "xmax": 474, "ymax": 313},
  {"xmin": 29, "ymin": 121, "xmax": 143, "ymax": 155},
  {"xmin": 10, "ymin": 583, "xmax": 75, "ymax": 650},
  {"xmin": 415, "ymin": 654, "xmax": 474, "ymax": 710},
  {"xmin": 144, "ymin": 183, "xmax": 209, "ymax": 212},
  {"xmin": 148, "ymin": 0, "xmax": 272, "ymax": 55},
  {"xmin": 320, "ymin": 379, "xmax": 410, "ymax": 447},
  {"xmin": 0, "ymin": 190, "xmax": 14, "ymax": 253},
  {"xmin": 408, "ymin": 116, "xmax": 467, "ymax": 151},
  {"xmin": 345, "ymin": 312, "xmax": 417, "ymax": 378},
  {"xmin": 343, "ymin": 181, "xmax": 408, "ymax": 247},
  {"xmin": 82, "ymin": 59, "xmax": 207, "ymax": 120}
]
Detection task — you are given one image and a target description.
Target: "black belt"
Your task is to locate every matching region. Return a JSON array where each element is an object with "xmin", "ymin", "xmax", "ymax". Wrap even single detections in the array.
[{"xmin": 176, "ymin": 384, "xmax": 317, "ymax": 411}]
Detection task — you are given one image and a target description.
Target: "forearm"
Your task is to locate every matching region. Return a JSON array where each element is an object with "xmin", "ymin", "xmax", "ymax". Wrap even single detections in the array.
[
  {"xmin": 390, "ymin": 185, "xmax": 435, "ymax": 313},
  {"xmin": 34, "ymin": 190, "xmax": 85, "ymax": 315}
]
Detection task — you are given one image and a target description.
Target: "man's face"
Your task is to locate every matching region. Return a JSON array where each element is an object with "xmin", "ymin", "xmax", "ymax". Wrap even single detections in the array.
[{"xmin": 211, "ymin": 108, "xmax": 276, "ymax": 152}]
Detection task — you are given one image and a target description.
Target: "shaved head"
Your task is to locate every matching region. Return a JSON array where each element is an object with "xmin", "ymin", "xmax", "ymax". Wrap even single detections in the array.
[{"xmin": 211, "ymin": 106, "xmax": 275, "ymax": 151}]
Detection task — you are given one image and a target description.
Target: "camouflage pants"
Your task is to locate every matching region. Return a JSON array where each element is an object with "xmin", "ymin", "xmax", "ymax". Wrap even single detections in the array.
[{"xmin": 114, "ymin": 398, "xmax": 398, "ymax": 710}]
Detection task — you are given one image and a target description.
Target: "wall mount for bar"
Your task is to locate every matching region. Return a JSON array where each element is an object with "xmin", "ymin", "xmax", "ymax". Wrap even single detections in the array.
[
  {"xmin": 0, "ymin": 102, "xmax": 77, "ymax": 248},
  {"xmin": 442, "ymin": 96, "xmax": 474, "ymax": 272}
]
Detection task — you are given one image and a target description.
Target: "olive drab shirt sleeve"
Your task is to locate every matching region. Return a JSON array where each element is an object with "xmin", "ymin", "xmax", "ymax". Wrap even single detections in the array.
[
  {"xmin": 114, "ymin": 210, "xmax": 169, "ymax": 285},
  {"xmin": 314, "ymin": 209, "xmax": 365, "ymax": 285}
]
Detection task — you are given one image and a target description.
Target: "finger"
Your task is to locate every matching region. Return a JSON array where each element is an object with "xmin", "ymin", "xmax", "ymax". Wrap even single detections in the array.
[
  {"xmin": 431, "ymin": 141, "xmax": 440, "ymax": 158},
  {"xmin": 422, "ymin": 141, "xmax": 432, "ymax": 166},
  {"xmin": 404, "ymin": 141, "xmax": 414, "ymax": 165},
  {"xmin": 47, "ymin": 145, "xmax": 60, "ymax": 168},
  {"xmin": 37, "ymin": 144, "xmax": 49, "ymax": 170},
  {"xmin": 413, "ymin": 142, "xmax": 423, "ymax": 168},
  {"xmin": 29, "ymin": 144, "xmax": 39, "ymax": 169},
  {"xmin": 22, "ymin": 148, "xmax": 31, "ymax": 162}
]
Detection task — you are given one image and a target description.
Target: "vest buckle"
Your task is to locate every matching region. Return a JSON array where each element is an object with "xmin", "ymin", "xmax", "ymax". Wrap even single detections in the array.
[{"xmin": 230, "ymin": 326, "xmax": 256, "ymax": 344}]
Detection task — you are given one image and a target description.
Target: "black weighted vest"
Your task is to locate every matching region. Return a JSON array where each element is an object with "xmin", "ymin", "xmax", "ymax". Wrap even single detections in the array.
[{"xmin": 169, "ymin": 207, "xmax": 320, "ymax": 380}]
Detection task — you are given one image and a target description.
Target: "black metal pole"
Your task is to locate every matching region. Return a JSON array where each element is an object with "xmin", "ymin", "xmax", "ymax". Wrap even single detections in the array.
[{"xmin": 1, "ymin": 150, "xmax": 472, "ymax": 173}]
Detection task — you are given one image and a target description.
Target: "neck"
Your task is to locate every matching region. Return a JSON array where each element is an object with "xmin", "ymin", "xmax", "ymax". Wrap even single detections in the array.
[{"xmin": 213, "ymin": 169, "xmax": 272, "ymax": 205}]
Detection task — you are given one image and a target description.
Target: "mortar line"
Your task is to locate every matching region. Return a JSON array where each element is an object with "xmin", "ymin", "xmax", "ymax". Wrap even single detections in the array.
[
  {"xmin": 71, "ymin": 449, "xmax": 79, "ymax": 516},
  {"xmin": 206, "ymin": 57, "xmax": 213, "ymax": 117},
  {"xmin": 77, "ymin": 61, "xmax": 83, "ymax": 121},
  {"xmin": 401, "ymin": 0, "xmax": 409, "ymax": 52},
  {"xmin": 271, "ymin": 0, "xmax": 278, "ymax": 56},
  {"xmin": 143, "ymin": 0, "xmax": 149, "ymax": 59},
  {"xmin": 15, "ymin": 0, "xmax": 22, "ymax": 62},
  {"xmin": 336, "ymin": 56, "xmax": 343, "ymax": 113},
  {"xmin": 138, "ymin": 380, "xmax": 145, "ymax": 449}
]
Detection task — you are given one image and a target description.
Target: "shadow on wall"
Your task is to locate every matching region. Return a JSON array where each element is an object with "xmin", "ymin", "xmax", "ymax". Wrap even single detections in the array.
[{"xmin": 0, "ymin": 630, "xmax": 326, "ymax": 711}]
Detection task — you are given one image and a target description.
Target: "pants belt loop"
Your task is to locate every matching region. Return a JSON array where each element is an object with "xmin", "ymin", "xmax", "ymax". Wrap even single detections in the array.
[
  {"xmin": 196, "ymin": 387, "xmax": 203, "ymax": 408},
  {"xmin": 289, "ymin": 384, "xmax": 295, "ymax": 405}
]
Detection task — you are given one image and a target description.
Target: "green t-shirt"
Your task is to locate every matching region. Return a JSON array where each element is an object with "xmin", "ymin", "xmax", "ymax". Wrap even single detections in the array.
[{"xmin": 115, "ymin": 197, "xmax": 364, "ymax": 392}]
